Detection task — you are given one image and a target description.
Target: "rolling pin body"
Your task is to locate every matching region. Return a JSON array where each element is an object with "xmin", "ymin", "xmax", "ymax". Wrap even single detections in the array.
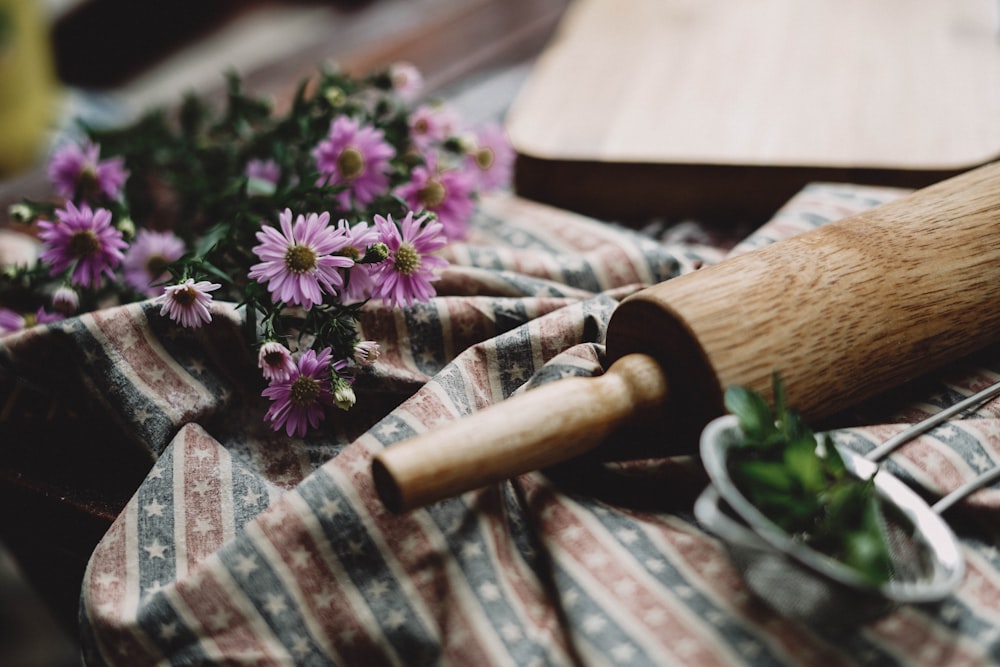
[{"xmin": 375, "ymin": 162, "xmax": 1000, "ymax": 512}]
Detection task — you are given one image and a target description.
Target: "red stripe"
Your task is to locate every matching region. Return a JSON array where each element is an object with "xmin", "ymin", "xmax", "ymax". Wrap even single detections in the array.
[
  {"xmin": 84, "ymin": 510, "xmax": 161, "ymax": 663},
  {"xmin": 92, "ymin": 307, "xmax": 211, "ymax": 416},
  {"xmin": 180, "ymin": 425, "xmax": 227, "ymax": 570}
]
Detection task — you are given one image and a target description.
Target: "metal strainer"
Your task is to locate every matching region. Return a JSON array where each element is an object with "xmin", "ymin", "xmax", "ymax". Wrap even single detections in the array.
[{"xmin": 694, "ymin": 379, "xmax": 1000, "ymax": 625}]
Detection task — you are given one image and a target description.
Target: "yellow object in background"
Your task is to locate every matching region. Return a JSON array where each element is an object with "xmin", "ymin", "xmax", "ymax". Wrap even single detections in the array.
[{"xmin": 0, "ymin": 0, "xmax": 59, "ymax": 177}]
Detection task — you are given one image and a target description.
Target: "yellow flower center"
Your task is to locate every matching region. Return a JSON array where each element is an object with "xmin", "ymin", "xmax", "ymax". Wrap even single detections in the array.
[
  {"xmin": 337, "ymin": 147, "xmax": 365, "ymax": 180},
  {"xmin": 418, "ymin": 180, "xmax": 446, "ymax": 208},
  {"xmin": 394, "ymin": 242, "xmax": 421, "ymax": 276},
  {"xmin": 285, "ymin": 244, "xmax": 317, "ymax": 273},
  {"xmin": 340, "ymin": 245, "xmax": 361, "ymax": 261},
  {"xmin": 68, "ymin": 230, "xmax": 100, "ymax": 258},
  {"xmin": 290, "ymin": 375, "xmax": 320, "ymax": 405},
  {"xmin": 475, "ymin": 147, "xmax": 495, "ymax": 170}
]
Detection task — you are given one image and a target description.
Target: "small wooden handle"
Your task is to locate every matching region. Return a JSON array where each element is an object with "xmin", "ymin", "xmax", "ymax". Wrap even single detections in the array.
[{"xmin": 372, "ymin": 353, "xmax": 669, "ymax": 512}]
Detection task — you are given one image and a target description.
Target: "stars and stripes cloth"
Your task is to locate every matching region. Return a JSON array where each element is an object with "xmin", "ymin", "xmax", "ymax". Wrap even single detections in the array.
[{"xmin": 5, "ymin": 186, "xmax": 1000, "ymax": 666}]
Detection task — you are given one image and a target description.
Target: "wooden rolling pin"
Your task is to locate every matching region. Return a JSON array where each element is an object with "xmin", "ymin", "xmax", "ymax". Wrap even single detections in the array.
[{"xmin": 372, "ymin": 161, "xmax": 1000, "ymax": 512}]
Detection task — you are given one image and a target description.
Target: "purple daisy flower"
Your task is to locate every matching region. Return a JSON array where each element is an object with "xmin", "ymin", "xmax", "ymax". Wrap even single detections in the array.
[
  {"xmin": 408, "ymin": 104, "xmax": 459, "ymax": 151},
  {"xmin": 370, "ymin": 211, "xmax": 449, "ymax": 308},
  {"xmin": 33, "ymin": 307, "xmax": 63, "ymax": 326},
  {"xmin": 312, "ymin": 116, "xmax": 396, "ymax": 210},
  {"xmin": 122, "ymin": 229, "xmax": 186, "ymax": 297},
  {"xmin": 262, "ymin": 348, "xmax": 345, "ymax": 437},
  {"xmin": 47, "ymin": 141, "xmax": 129, "ymax": 202},
  {"xmin": 465, "ymin": 122, "xmax": 515, "ymax": 191},
  {"xmin": 394, "ymin": 157, "xmax": 476, "ymax": 241},
  {"xmin": 37, "ymin": 202, "xmax": 128, "ymax": 289},
  {"xmin": 258, "ymin": 340, "xmax": 296, "ymax": 382},
  {"xmin": 0, "ymin": 308, "xmax": 24, "ymax": 336},
  {"xmin": 248, "ymin": 209, "xmax": 355, "ymax": 309},
  {"xmin": 156, "ymin": 278, "xmax": 221, "ymax": 329}
]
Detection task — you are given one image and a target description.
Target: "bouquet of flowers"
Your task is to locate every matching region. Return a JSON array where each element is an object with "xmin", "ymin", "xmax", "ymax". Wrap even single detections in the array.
[{"xmin": 0, "ymin": 62, "xmax": 514, "ymax": 437}]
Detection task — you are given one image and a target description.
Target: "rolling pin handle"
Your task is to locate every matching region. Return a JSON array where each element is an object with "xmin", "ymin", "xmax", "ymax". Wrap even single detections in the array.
[{"xmin": 372, "ymin": 352, "xmax": 670, "ymax": 512}]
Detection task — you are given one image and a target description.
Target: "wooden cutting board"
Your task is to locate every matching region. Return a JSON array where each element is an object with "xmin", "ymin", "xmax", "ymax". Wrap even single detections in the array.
[{"xmin": 505, "ymin": 0, "xmax": 1000, "ymax": 224}]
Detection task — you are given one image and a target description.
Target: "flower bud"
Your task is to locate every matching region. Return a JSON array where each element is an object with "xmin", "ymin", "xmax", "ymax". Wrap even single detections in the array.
[
  {"xmin": 117, "ymin": 216, "xmax": 136, "ymax": 241},
  {"xmin": 332, "ymin": 377, "xmax": 356, "ymax": 411},
  {"xmin": 324, "ymin": 87, "xmax": 346, "ymax": 108},
  {"xmin": 362, "ymin": 242, "xmax": 389, "ymax": 264},
  {"xmin": 7, "ymin": 203, "xmax": 32, "ymax": 224},
  {"xmin": 52, "ymin": 285, "xmax": 80, "ymax": 315},
  {"xmin": 353, "ymin": 340, "xmax": 380, "ymax": 366}
]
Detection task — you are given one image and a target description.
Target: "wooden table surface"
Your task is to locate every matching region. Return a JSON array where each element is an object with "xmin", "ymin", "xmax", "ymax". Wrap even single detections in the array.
[{"xmin": 507, "ymin": 0, "xmax": 1000, "ymax": 224}]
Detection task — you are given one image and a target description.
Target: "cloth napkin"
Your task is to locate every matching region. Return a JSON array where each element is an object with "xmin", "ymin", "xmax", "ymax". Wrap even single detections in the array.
[{"xmin": 4, "ymin": 185, "xmax": 1000, "ymax": 666}]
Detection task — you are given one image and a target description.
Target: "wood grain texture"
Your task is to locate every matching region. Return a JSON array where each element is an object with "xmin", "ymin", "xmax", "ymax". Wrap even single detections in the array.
[
  {"xmin": 609, "ymin": 159, "xmax": 1000, "ymax": 428},
  {"xmin": 376, "ymin": 161, "xmax": 1000, "ymax": 511},
  {"xmin": 506, "ymin": 0, "xmax": 1000, "ymax": 223}
]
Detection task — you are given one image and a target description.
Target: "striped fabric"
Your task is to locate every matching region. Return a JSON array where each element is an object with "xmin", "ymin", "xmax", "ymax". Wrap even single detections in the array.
[{"xmin": 5, "ymin": 186, "xmax": 1000, "ymax": 666}]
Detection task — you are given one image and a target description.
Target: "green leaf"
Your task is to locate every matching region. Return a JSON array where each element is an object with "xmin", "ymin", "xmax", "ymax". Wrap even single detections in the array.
[
  {"xmin": 724, "ymin": 385, "xmax": 775, "ymax": 442},
  {"xmin": 783, "ymin": 435, "xmax": 824, "ymax": 493}
]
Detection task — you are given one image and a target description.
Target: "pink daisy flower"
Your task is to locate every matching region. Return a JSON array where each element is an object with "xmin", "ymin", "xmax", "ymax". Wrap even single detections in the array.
[
  {"xmin": 394, "ymin": 157, "xmax": 476, "ymax": 241},
  {"xmin": 248, "ymin": 209, "xmax": 355, "ymax": 309},
  {"xmin": 262, "ymin": 348, "xmax": 345, "ymax": 437},
  {"xmin": 156, "ymin": 278, "xmax": 221, "ymax": 329},
  {"xmin": 122, "ymin": 229, "xmax": 186, "ymax": 296},
  {"xmin": 408, "ymin": 103, "xmax": 459, "ymax": 151},
  {"xmin": 47, "ymin": 141, "xmax": 129, "ymax": 202},
  {"xmin": 370, "ymin": 212, "xmax": 449, "ymax": 308},
  {"xmin": 389, "ymin": 61, "xmax": 423, "ymax": 102},
  {"xmin": 312, "ymin": 116, "xmax": 396, "ymax": 210},
  {"xmin": 258, "ymin": 340, "xmax": 296, "ymax": 382},
  {"xmin": 465, "ymin": 122, "xmax": 515, "ymax": 191},
  {"xmin": 37, "ymin": 202, "xmax": 128, "ymax": 289},
  {"xmin": 337, "ymin": 218, "xmax": 380, "ymax": 303}
]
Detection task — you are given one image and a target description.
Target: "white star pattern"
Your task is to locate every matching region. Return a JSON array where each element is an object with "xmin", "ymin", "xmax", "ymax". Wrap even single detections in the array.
[
  {"xmin": 144, "ymin": 539, "xmax": 168, "ymax": 559},
  {"xmin": 192, "ymin": 517, "xmax": 213, "ymax": 535},
  {"xmin": 582, "ymin": 614, "xmax": 606, "ymax": 633},
  {"xmin": 385, "ymin": 608, "xmax": 407, "ymax": 630},
  {"xmin": 289, "ymin": 634, "xmax": 311, "ymax": 657},
  {"xmin": 318, "ymin": 497, "xmax": 343, "ymax": 518},
  {"xmin": 207, "ymin": 609, "xmax": 232, "ymax": 631},
  {"xmin": 611, "ymin": 643, "xmax": 636, "ymax": 663},
  {"xmin": 367, "ymin": 579, "xmax": 390, "ymax": 601},
  {"xmin": 290, "ymin": 547, "xmax": 310, "ymax": 568},
  {"xmin": 144, "ymin": 499, "xmax": 165, "ymax": 517},
  {"xmin": 264, "ymin": 593, "xmax": 288, "ymax": 616},
  {"xmin": 479, "ymin": 582, "xmax": 501, "ymax": 601},
  {"xmin": 314, "ymin": 587, "xmax": 336, "ymax": 608},
  {"xmin": 232, "ymin": 553, "xmax": 258, "ymax": 577},
  {"xmin": 159, "ymin": 622, "xmax": 178, "ymax": 641}
]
